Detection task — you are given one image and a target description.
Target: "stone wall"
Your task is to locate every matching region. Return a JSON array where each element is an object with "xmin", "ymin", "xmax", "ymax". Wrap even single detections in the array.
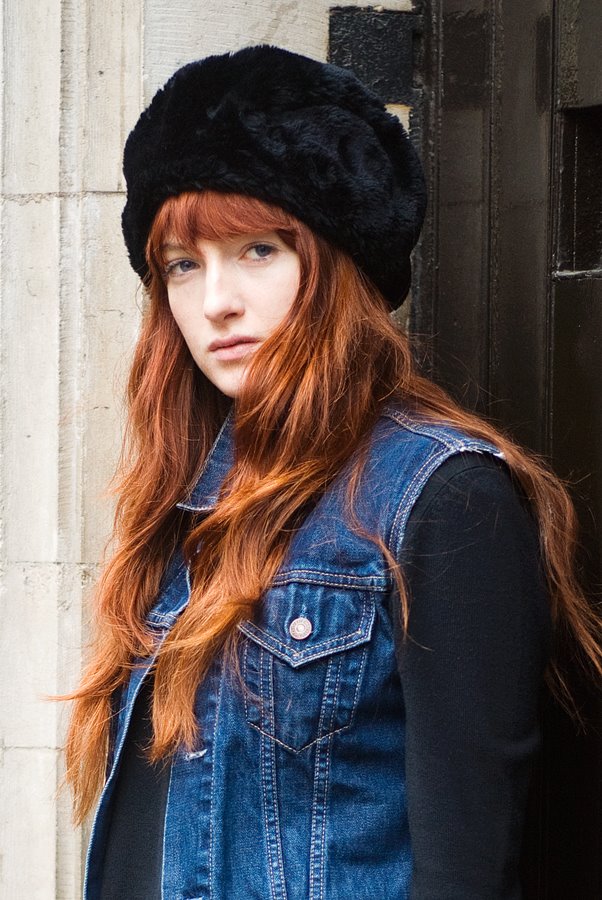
[{"xmin": 0, "ymin": 2, "xmax": 411, "ymax": 895}]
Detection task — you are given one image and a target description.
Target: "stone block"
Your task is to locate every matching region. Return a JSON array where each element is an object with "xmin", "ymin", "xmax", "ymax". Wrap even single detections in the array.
[
  {"xmin": 79, "ymin": 193, "xmax": 140, "ymax": 563},
  {"xmin": 2, "ymin": 198, "xmax": 60, "ymax": 563},
  {"xmin": 83, "ymin": 0, "xmax": 143, "ymax": 191},
  {"xmin": 144, "ymin": 0, "xmax": 327, "ymax": 95},
  {"xmin": 1, "ymin": 0, "xmax": 61, "ymax": 194},
  {"xmin": 0, "ymin": 748, "xmax": 58, "ymax": 898},
  {"xmin": 1, "ymin": 564, "xmax": 58, "ymax": 747},
  {"xmin": 0, "ymin": 560, "xmax": 88, "ymax": 743},
  {"xmin": 143, "ymin": 1, "xmax": 415, "ymax": 101}
]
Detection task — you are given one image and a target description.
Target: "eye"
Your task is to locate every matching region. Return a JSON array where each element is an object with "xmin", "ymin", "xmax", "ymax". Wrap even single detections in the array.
[
  {"xmin": 245, "ymin": 243, "xmax": 276, "ymax": 261},
  {"xmin": 163, "ymin": 258, "xmax": 198, "ymax": 279}
]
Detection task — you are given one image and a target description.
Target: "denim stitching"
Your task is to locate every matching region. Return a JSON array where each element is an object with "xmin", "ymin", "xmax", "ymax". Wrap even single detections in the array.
[
  {"xmin": 390, "ymin": 442, "xmax": 503, "ymax": 557},
  {"xmin": 326, "ymin": 655, "xmax": 343, "ymax": 736},
  {"xmin": 348, "ymin": 645, "xmax": 369, "ymax": 729},
  {"xmin": 259, "ymin": 653, "xmax": 288, "ymax": 900},
  {"xmin": 160, "ymin": 761, "xmax": 175, "ymax": 899},
  {"xmin": 271, "ymin": 570, "xmax": 388, "ymax": 590},
  {"xmin": 208, "ymin": 667, "xmax": 223, "ymax": 899},
  {"xmin": 259, "ymin": 655, "xmax": 278, "ymax": 900},
  {"xmin": 309, "ymin": 665, "xmax": 333, "ymax": 900},
  {"xmin": 248, "ymin": 720, "xmax": 355, "ymax": 754},
  {"xmin": 309, "ymin": 735, "xmax": 333, "ymax": 900},
  {"xmin": 390, "ymin": 449, "xmax": 450, "ymax": 552},
  {"xmin": 385, "ymin": 410, "xmax": 505, "ymax": 460},
  {"xmin": 242, "ymin": 639, "xmax": 249, "ymax": 721},
  {"xmin": 268, "ymin": 656, "xmax": 288, "ymax": 900},
  {"xmin": 319, "ymin": 735, "xmax": 333, "ymax": 900}
]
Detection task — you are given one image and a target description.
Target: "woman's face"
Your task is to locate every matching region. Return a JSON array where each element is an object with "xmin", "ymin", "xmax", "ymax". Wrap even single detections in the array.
[{"xmin": 163, "ymin": 230, "xmax": 301, "ymax": 397}]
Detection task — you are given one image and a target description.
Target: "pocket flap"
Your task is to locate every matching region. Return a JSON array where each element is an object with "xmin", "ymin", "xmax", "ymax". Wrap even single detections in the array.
[{"xmin": 239, "ymin": 582, "xmax": 375, "ymax": 668}]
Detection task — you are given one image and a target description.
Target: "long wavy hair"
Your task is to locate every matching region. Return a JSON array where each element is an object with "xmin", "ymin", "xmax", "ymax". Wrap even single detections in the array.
[{"xmin": 64, "ymin": 190, "xmax": 602, "ymax": 824}]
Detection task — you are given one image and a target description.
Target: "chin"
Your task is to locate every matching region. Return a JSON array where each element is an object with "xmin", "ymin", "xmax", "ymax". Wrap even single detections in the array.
[{"xmin": 212, "ymin": 373, "xmax": 244, "ymax": 399}]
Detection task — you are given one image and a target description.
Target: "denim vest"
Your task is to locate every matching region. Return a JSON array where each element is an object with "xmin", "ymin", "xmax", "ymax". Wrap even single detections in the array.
[{"xmin": 83, "ymin": 408, "xmax": 502, "ymax": 899}]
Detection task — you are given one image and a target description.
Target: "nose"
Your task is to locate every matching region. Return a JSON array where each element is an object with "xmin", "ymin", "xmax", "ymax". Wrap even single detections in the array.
[{"xmin": 202, "ymin": 257, "xmax": 243, "ymax": 323}]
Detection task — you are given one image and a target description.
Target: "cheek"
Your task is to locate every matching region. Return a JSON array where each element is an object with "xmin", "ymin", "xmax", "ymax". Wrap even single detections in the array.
[
  {"xmin": 270, "ymin": 263, "xmax": 301, "ymax": 323},
  {"xmin": 167, "ymin": 290, "xmax": 200, "ymax": 342}
]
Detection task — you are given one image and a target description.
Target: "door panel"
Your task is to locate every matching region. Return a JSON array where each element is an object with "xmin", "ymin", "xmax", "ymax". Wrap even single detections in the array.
[{"xmin": 415, "ymin": 2, "xmax": 602, "ymax": 896}]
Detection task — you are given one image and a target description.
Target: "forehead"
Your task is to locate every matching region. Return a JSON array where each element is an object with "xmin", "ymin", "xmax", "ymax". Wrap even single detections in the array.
[{"xmin": 160, "ymin": 231, "xmax": 283, "ymax": 253}]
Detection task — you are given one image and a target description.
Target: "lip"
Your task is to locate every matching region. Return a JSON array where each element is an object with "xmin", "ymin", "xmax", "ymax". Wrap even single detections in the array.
[{"xmin": 208, "ymin": 335, "xmax": 259, "ymax": 361}]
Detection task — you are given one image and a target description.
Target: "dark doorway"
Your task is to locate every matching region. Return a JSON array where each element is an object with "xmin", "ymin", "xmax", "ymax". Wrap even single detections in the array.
[
  {"xmin": 329, "ymin": 1, "xmax": 601, "ymax": 896},
  {"xmin": 414, "ymin": 1, "xmax": 602, "ymax": 897}
]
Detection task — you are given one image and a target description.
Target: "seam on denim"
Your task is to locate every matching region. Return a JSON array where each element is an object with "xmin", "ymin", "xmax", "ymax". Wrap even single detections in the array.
[
  {"xmin": 349, "ymin": 645, "xmax": 369, "ymax": 729},
  {"xmin": 268, "ymin": 656, "xmax": 288, "ymax": 900},
  {"xmin": 309, "ymin": 732, "xmax": 332, "ymax": 899},
  {"xmin": 326, "ymin": 655, "xmax": 342, "ymax": 736},
  {"xmin": 160, "ymin": 759, "xmax": 176, "ymax": 899},
  {"xmin": 248, "ymin": 718, "xmax": 356, "ymax": 754},
  {"xmin": 259, "ymin": 654, "xmax": 288, "ymax": 900},
  {"xmin": 259, "ymin": 655, "xmax": 278, "ymax": 900},
  {"xmin": 242, "ymin": 639, "xmax": 249, "ymax": 721},
  {"xmin": 383, "ymin": 409, "xmax": 471, "ymax": 446},
  {"xmin": 389, "ymin": 444, "xmax": 504, "ymax": 557},
  {"xmin": 310, "ymin": 679, "xmax": 329, "ymax": 899},
  {"xmin": 271, "ymin": 569, "xmax": 388, "ymax": 590},
  {"xmin": 208, "ymin": 666, "xmax": 224, "ymax": 899},
  {"xmin": 389, "ymin": 449, "xmax": 450, "ymax": 553},
  {"xmin": 384, "ymin": 407, "xmax": 505, "ymax": 456},
  {"xmin": 320, "ymin": 736, "xmax": 333, "ymax": 900},
  {"xmin": 242, "ymin": 638, "xmax": 264, "ymax": 726}
]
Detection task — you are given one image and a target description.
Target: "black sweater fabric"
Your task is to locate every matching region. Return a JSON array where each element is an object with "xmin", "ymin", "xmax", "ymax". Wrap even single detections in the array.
[{"xmin": 99, "ymin": 453, "xmax": 551, "ymax": 899}]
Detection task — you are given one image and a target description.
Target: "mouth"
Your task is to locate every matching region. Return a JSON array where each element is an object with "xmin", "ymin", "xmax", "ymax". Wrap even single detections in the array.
[{"xmin": 208, "ymin": 335, "xmax": 260, "ymax": 361}]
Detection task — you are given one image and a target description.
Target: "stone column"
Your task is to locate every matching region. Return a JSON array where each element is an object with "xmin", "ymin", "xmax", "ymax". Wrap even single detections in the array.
[{"xmin": 0, "ymin": 1, "xmax": 141, "ymax": 895}]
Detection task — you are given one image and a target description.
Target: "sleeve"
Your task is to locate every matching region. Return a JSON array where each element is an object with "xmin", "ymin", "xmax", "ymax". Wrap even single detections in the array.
[{"xmin": 393, "ymin": 452, "xmax": 552, "ymax": 900}]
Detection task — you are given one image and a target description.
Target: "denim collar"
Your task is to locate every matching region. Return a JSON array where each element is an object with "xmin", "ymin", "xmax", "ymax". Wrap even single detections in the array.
[
  {"xmin": 176, "ymin": 410, "xmax": 235, "ymax": 512},
  {"xmin": 175, "ymin": 405, "xmax": 411, "ymax": 514}
]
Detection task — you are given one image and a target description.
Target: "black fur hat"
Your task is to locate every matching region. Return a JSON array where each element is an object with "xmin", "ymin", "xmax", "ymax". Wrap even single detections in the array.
[{"xmin": 122, "ymin": 45, "xmax": 426, "ymax": 308}]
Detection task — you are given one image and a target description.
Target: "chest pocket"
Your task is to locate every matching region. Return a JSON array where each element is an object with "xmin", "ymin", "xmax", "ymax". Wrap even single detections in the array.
[{"xmin": 239, "ymin": 580, "xmax": 375, "ymax": 752}]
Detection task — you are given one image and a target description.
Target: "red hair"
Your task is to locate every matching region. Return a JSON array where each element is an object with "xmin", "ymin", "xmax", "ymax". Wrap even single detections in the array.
[{"xmin": 63, "ymin": 191, "xmax": 602, "ymax": 823}]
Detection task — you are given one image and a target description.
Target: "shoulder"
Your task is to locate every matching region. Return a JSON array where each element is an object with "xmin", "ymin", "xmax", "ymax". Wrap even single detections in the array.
[
  {"xmin": 410, "ymin": 450, "xmax": 523, "ymax": 523},
  {"xmin": 374, "ymin": 406, "xmax": 500, "ymax": 450},
  {"xmin": 403, "ymin": 450, "xmax": 540, "ymax": 560},
  {"xmin": 365, "ymin": 407, "xmax": 505, "ymax": 554},
  {"xmin": 399, "ymin": 449, "xmax": 552, "ymax": 643},
  {"xmin": 368, "ymin": 406, "xmax": 505, "ymax": 483}
]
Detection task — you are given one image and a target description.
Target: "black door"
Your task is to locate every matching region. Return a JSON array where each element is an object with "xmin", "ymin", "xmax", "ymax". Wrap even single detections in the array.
[
  {"xmin": 414, "ymin": 1, "xmax": 602, "ymax": 896},
  {"xmin": 329, "ymin": 2, "xmax": 601, "ymax": 896}
]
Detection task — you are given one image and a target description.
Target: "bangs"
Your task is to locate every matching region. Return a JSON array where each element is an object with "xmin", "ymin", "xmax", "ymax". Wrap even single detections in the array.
[{"xmin": 147, "ymin": 190, "xmax": 300, "ymax": 270}]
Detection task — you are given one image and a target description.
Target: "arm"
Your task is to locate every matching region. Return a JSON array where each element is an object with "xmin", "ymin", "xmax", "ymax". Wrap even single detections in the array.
[{"xmin": 394, "ymin": 453, "xmax": 551, "ymax": 899}]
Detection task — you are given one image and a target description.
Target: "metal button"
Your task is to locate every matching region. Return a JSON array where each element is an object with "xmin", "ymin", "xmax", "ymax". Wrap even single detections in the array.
[{"xmin": 289, "ymin": 616, "xmax": 312, "ymax": 640}]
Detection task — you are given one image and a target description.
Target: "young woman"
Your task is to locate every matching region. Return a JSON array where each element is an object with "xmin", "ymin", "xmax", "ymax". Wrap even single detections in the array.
[{"xmin": 64, "ymin": 46, "xmax": 601, "ymax": 899}]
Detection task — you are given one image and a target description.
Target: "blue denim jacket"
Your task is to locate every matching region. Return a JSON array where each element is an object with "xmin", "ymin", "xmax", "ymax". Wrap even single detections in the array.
[{"xmin": 84, "ymin": 408, "xmax": 502, "ymax": 899}]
